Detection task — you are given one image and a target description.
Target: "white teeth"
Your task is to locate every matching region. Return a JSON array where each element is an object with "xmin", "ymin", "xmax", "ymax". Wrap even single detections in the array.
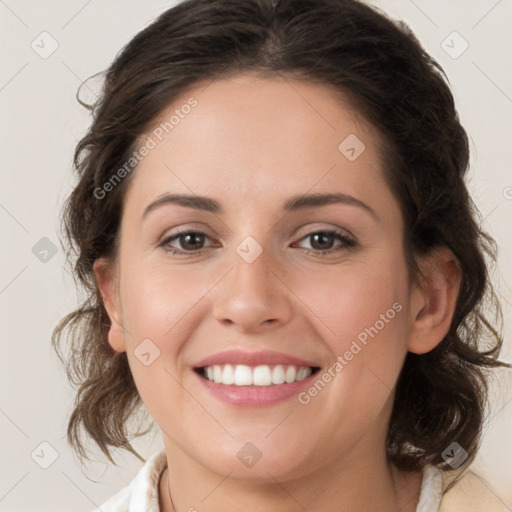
[
  {"xmin": 285, "ymin": 365, "xmax": 296, "ymax": 383},
  {"xmin": 213, "ymin": 365, "xmax": 222, "ymax": 383},
  {"xmin": 296, "ymin": 367, "xmax": 312, "ymax": 381},
  {"xmin": 234, "ymin": 365, "xmax": 253, "ymax": 385},
  {"xmin": 271, "ymin": 365, "xmax": 286, "ymax": 384},
  {"xmin": 253, "ymin": 365, "xmax": 272, "ymax": 386},
  {"xmin": 222, "ymin": 364, "xmax": 235, "ymax": 385},
  {"xmin": 202, "ymin": 364, "xmax": 314, "ymax": 386}
]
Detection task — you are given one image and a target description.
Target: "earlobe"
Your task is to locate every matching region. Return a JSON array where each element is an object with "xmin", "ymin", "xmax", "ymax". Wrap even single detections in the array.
[
  {"xmin": 93, "ymin": 258, "xmax": 126, "ymax": 353},
  {"xmin": 407, "ymin": 247, "xmax": 462, "ymax": 355}
]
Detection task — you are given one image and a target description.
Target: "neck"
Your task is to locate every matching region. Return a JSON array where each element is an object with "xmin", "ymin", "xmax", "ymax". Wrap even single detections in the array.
[{"xmin": 158, "ymin": 439, "xmax": 423, "ymax": 512}]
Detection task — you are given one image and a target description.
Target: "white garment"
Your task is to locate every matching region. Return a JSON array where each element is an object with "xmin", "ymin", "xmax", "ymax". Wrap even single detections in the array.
[{"xmin": 92, "ymin": 450, "xmax": 443, "ymax": 512}]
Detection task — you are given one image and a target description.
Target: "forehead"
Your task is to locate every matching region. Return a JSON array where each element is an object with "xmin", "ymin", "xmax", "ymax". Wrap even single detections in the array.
[{"xmin": 123, "ymin": 72, "xmax": 398, "ymax": 223}]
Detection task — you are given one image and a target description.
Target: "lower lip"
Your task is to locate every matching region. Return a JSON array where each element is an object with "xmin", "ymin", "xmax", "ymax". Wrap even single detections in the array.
[{"xmin": 194, "ymin": 370, "xmax": 318, "ymax": 407}]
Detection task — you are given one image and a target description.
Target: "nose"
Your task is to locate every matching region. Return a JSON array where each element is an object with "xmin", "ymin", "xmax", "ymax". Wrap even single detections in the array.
[{"xmin": 212, "ymin": 248, "xmax": 293, "ymax": 333}]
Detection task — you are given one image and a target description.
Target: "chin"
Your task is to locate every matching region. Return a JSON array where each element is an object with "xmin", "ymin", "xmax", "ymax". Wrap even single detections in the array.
[{"xmin": 195, "ymin": 437, "xmax": 322, "ymax": 484}]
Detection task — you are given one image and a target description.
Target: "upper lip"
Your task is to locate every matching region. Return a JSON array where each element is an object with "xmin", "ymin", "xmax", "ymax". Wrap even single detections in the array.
[{"xmin": 193, "ymin": 350, "xmax": 320, "ymax": 369}]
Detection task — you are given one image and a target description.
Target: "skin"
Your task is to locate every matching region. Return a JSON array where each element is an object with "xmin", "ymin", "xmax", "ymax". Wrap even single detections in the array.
[{"xmin": 94, "ymin": 72, "xmax": 461, "ymax": 512}]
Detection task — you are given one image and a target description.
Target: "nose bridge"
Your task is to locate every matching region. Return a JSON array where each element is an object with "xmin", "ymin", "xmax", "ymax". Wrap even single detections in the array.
[
  {"xmin": 212, "ymin": 234, "xmax": 293, "ymax": 331},
  {"xmin": 233, "ymin": 236, "xmax": 273, "ymax": 295}
]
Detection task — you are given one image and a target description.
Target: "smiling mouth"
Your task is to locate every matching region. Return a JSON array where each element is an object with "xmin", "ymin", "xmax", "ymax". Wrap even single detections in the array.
[{"xmin": 195, "ymin": 364, "xmax": 321, "ymax": 387}]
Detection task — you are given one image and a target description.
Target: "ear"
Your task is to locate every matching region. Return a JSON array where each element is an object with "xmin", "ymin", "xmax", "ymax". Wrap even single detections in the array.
[
  {"xmin": 93, "ymin": 258, "xmax": 126, "ymax": 353},
  {"xmin": 407, "ymin": 247, "xmax": 462, "ymax": 355}
]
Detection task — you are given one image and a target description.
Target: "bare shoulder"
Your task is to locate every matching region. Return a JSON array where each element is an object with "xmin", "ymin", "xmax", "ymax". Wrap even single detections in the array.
[{"xmin": 438, "ymin": 470, "xmax": 507, "ymax": 512}]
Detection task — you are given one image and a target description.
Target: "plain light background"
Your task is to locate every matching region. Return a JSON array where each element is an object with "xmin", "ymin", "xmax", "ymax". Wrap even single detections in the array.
[{"xmin": 1, "ymin": 0, "xmax": 511, "ymax": 510}]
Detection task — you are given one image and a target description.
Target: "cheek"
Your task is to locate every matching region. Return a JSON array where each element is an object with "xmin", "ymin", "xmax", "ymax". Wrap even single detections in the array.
[
  {"xmin": 292, "ymin": 256, "xmax": 410, "ymax": 405},
  {"xmin": 116, "ymin": 262, "xmax": 204, "ymax": 426},
  {"xmin": 115, "ymin": 258, "xmax": 201, "ymax": 389},
  {"xmin": 294, "ymin": 255, "xmax": 409, "ymax": 348},
  {"xmin": 119, "ymin": 258, "xmax": 206, "ymax": 346}
]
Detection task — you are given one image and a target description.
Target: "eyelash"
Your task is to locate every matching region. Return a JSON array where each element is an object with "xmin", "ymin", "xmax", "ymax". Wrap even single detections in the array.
[{"xmin": 159, "ymin": 228, "xmax": 356, "ymax": 256}]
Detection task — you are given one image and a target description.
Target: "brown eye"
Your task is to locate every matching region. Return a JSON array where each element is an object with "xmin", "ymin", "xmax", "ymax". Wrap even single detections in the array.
[
  {"xmin": 160, "ymin": 231, "xmax": 213, "ymax": 254},
  {"xmin": 296, "ymin": 230, "xmax": 356, "ymax": 255},
  {"xmin": 309, "ymin": 232, "xmax": 336, "ymax": 251},
  {"xmin": 177, "ymin": 232, "xmax": 206, "ymax": 251}
]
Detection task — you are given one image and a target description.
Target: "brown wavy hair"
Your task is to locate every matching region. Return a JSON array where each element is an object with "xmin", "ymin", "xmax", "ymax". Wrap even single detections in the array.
[{"xmin": 52, "ymin": 0, "xmax": 509, "ymax": 479}]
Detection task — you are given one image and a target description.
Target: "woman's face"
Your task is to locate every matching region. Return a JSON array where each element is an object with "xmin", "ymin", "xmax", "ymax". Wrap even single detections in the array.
[{"xmin": 97, "ymin": 72, "xmax": 420, "ymax": 481}]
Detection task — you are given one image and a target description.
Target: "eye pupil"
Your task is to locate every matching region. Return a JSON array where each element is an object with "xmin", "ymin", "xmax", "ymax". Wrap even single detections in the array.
[
  {"xmin": 311, "ymin": 232, "xmax": 334, "ymax": 250},
  {"xmin": 181, "ymin": 233, "xmax": 204, "ymax": 250}
]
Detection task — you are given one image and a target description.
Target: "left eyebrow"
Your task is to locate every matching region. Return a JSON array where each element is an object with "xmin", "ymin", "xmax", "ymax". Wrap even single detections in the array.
[
  {"xmin": 143, "ymin": 194, "xmax": 222, "ymax": 219},
  {"xmin": 142, "ymin": 192, "xmax": 378, "ymax": 221}
]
